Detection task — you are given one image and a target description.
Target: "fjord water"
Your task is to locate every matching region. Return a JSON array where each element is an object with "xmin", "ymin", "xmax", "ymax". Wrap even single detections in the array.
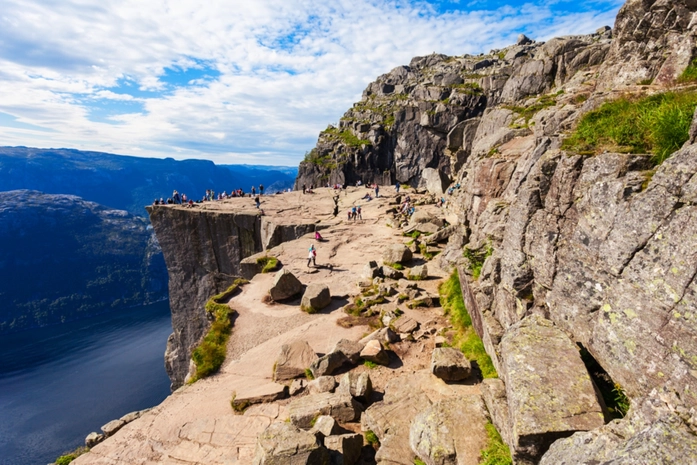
[{"xmin": 0, "ymin": 301, "xmax": 172, "ymax": 465}]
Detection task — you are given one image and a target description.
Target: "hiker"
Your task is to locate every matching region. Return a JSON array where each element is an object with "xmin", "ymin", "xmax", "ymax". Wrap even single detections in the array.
[
  {"xmin": 252, "ymin": 186, "xmax": 256, "ymax": 195},
  {"xmin": 307, "ymin": 244, "xmax": 317, "ymax": 267},
  {"xmin": 259, "ymin": 184, "xmax": 264, "ymax": 195},
  {"xmin": 255, "ymin": 195, "xmax": 261, "ymax": 208},
  {"xmin": 347, "ymin": 210, "xmax": 352, "ymax": 220},
  {"xmin": 351, "ymin": 206, "xmax": 357, "ymax": 220},
  {"xmin": 303, "ymin": 184, "xmax": 307, "ymax": 194},
  {"xmin": 395, "ymin": 182, "xmax": 400, "ymax": 193},
  {"xmin": 375, "ymin": 185, "xmax": 380, "ymax": 198},
  {"xmin": 357, "ymin": 205, "xmax": 362, "ymax": 220},
  {"xmin": 315, "ymin": 230, "xmax": 323, "ymax": 241},
  {"xmin": 173, "ymin": 190, "xmax": 180, "ymax": 204}
]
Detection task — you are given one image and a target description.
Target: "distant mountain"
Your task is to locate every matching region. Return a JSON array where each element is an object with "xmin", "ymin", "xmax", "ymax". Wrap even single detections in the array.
[
  {"xmin": 0, "ymin": 190, "xmax": 168, "ymax": 333},
  {"xmin": 0, "ymin": 147, "xmax": 298, "ymax": 216},
  {"xmin": 218, "ymin": 164, "xmax": 298, "ymax": 193}
]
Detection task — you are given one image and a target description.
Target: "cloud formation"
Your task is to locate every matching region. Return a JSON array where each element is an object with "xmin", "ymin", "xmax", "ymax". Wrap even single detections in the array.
[{"xmin": 0, "ymin": 0, "xmax": 624, "ymax": 165}]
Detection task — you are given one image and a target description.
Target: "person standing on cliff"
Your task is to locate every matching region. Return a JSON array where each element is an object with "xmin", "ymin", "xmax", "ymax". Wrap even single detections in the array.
[
  {"xmin": 259, "ymin": 184, "xmax": 264, "ymax": 196},
  {"xmin": 375, "ymin": 185, "xmax": 380, "ymax": 198},
  {"xmin": 302, "ymin": 184, "xmax": 307, "ymax": 194},
  {"xmin": 252, "ymin": 186, "xmax": 256, "ymax": 195}
]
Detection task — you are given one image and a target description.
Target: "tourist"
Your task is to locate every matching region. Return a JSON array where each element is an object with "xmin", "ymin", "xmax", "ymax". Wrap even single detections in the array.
[
  {"xmin": 351, "ymin": 206, "xmax": 357, "ymax": 220},
  {"xmin": 303, "ymin": 184, "xmax": 307, "ymax": 194},
  {"xmin": 357, "ymin": 205, "xmax": 362, "ymax": 220},
  {"xmin": 252, "ymin": 186, "xmax": 256, "ymax": 195},
  {"xmin": 307, "ymin": 244, "xmax": 317, "ymax": 267},
  {"xmin": 255, "ymin": 195, "xmax": 261, "ymax": 208},
  {"xmin": 259, "ymin": 184, "xmax": 264, "ymax": 195},
  {"xmin": 375, "ymin": 185, "xmax": 380, "ymax": 198},
  {"xmin": 395, "ymin": 182, "xmax": 400, "ymax": 193}
]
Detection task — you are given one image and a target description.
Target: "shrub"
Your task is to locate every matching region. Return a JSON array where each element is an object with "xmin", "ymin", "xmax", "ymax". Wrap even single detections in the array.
[
  {"xmin": 364, "ymin": 360, "xmax": 378, "ymax": 369},
  {"xmin": 479, "ymin": 422, "xmax": 512, "ymax": 465},
  {"xmin": 55, "ymin": 447, "xmax": 89, "ymax": 465},
  {"xmin": 613, "ymin": 383, "xmax": 630, "ymax": 417},
  {"xmin": 562, "ymin": 90, "xmax": 697, "ymax": 165},
  {"xmin": 256, "ymin": 256, "xmax": 279, "ymax": 273},
  {"xmin": 365, "ymin": 430, "xmax": 380, "ymax": 448},
  {"xmin": 439, "ymin": 270, "xmax": 497, "ymax": 379},
  {"xmin": 463, "ymin": 243, "xmax": 493, "ymax": 280}
]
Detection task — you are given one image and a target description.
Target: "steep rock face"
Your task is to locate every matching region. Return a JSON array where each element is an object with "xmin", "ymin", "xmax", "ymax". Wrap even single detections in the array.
[
  {"xmin": 598, "ymin": 0, "xmax": 697, "ymax": 88},
  {"xmin": 147, "ymin": 206, "xmax": 263, "ymax": 389},
  {"xmin": 295, "ymin": 31, "xmax": 612, "ymax": 189},
  {"xmin": 0, "ymin": 190, "xmax": 167, "ymax": 333}
]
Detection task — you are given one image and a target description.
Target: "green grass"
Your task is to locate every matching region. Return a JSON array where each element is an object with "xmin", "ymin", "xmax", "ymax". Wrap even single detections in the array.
[
  {"xmin": 479, "ymin": 422, "xmax": 512, "ymax": 465},
  {"xmin": 612, "ymin": 383, "xmax": 630, "ymax": 417},
  {"xmin": 305, "ymin": 368, "xmax": 315, "ymax": 380},
  {"xmin": 403, "ymin": 230, "xmax": 422, "ymax": 239},
  {"xmin": 562, "ymin": 90, "xmax": 697, "ymax": 165},
  {"xmin": 230, "ymin": 392, "xmax": 251, "ymax": 414},
  {"xmin": 322, "ymin": 126, "xmax": 372, "ymax": 147},
  {"xmin": 191, "ymin": 280, "xmax": 247, "ymax": 382},
  {"xmin": 503, "ymin": 93, "xmax": 558, "ymax": 126},
  {"xmin": 414, "ymin": 459, "xmax": 427, "ymax": 465},
  {"xmin": 365, "ymin": 430, "xmax": 380, "ymax": 448},
  {"xmin": 463, "ymin": 243, "xmax": 493, "ymax": 280},
  {"xmin": 439, "ymin": 270, "xmax": 498, "ymax": 379},
  {"xmin": 256, "ymin": 256, "xmax": 279, "ymax": 273},
  {"xmin": 678, "ymin": 59, "xmax": 697, "ymax": 83},
  {"xmin": 301, "ymin": 305, "xmax": 318, "ymax": 314},
  {"xmin": 452, "ymin": 82, "xmax": 483, "ymax": 95},
  {"xmin": 364, "ymin": 360, "xmax": 378, "ymax": 369},
  {"xmin": 55, "ymin": 447, "xmax": 89, "ymax": 465},
  {"xmin": 419, "ymin": 243, "xmax": 438, "ymax": 260},
  {"xmin": 384, "ymin": 262, "xmax": 405, "ymax": 271}
]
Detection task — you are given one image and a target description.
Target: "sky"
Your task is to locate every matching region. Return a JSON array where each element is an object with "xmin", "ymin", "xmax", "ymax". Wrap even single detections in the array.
[{"xmin": 0, "ymin": 0, "xmax": 624, "ymax": 166}]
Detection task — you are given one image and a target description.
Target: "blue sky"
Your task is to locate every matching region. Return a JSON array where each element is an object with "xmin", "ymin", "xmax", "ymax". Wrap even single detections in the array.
[{"xmin": 0, "ymin": 0, "xmax": 624, "ymax": 165}]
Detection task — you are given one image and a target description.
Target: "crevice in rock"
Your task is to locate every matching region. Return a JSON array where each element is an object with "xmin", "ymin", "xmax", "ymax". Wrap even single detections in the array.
[{"xmin": 578, "ymin": 343, "xmax": 627, "ymax": 422}]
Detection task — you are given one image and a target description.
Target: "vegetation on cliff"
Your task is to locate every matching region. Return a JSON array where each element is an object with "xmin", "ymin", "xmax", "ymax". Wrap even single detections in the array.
[
  {"xmin": 191, "ymin": 279, "xmax": 247, "ymax": 382},
  {"xmin": 439, "ymin": 270, "xmax": 497, "ymax": 379},
  {"xmin": 562, "ymin": 90, "xmax": 697, "ymax": 164},
  {"xmin": 479, "ymin": 422, "xmax": 512, "ymax": 465}
]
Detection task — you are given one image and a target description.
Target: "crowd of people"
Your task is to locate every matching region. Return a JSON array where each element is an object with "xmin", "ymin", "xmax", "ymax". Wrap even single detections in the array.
[{"xmin": 153, "ymin": 184, "xmax": 267, "ymax": 207}]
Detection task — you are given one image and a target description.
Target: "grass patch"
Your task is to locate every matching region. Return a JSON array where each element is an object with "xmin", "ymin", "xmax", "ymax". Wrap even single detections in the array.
[
  {"xmin": 305, "ymin": 368, "xmax": 315, "ymax": 380},
  {"xmin": 419, "ymin": 243, "xmax": 438, "ymax": 260},
  {"xmin": 414, "ymin": 459, "xmax": 427, "ymax": 465},
  {"xmin": 365, "ymin": 430, "xmax": 380, "ymax": 448},
  {"xmin": 385, "ymin": 262, "xmax": 405, "ymax": 271},
  {"xmin": 322, "ymin": 126, "xmax": 372, "ymax": 148},
  {"xmin": 230, "ymin": 392, "xmax": 251, "ymax": 414},
  {"xmin": 301, "ymin": 305, "xmax": 318, "ymax": 314},
  {"xmin": 503, "ymin": 93, "xmax": 557, "ymax": 126},
  {"xmin": 452, "ymin": 82, "xmax": 483, "ymax": 95},
  {"xmin": 463, "ymin": 243, "xmax": 493, "ymax": 280},
  {"xmin": 439, "ymin": 270, "xmax": 498, "ymax": 379},
  {"xmin": 579, "ymin": 345, "xmax": 630, "ymax": 419},
  {"xmin": 403, "ymin": 230, "xmax": 422, "ymax": 239},
  {"xmin": 678, "ymin": 59, "xmax": 697, "ymax": 83},
  {"xmin": 256, "ymin": 256, "xmax": 279, "ymax": 273},
  {"xmin": 364, "ymin": 360, "xmax": 378, "ymax": 369},
  {"xmin": 562, "ymin": 90, "xmax": 697, "ymax": 164},
  {"xmin": 479, "ymin": 422, "xmax": 512, "ymax": 465},
  {"xmin": 638, "ymin": 78, "xmax": 654, "ymax": 86},
  {"xmin": 613, "ymin": 383, "xmax": 630, "ymax": 417},
  {"xmin": 55, "ymin": 447, "xmax": 89, "ymax": 465},
  {"xmin": 191, "ymin": 279, "xmax": 247, "ymax": 382}
]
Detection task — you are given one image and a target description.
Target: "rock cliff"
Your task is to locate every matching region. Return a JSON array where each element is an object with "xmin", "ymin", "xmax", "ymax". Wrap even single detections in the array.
[{"xmin": 147, "ymin": 204, "xmax": 320, "ymax": 389}]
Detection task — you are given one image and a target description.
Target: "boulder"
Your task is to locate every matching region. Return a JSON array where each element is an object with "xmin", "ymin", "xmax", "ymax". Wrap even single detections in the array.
[
  {"xmin": 409, "ymin": 210, "xmax": 443, "ymax": 227},
  {"xmin": 290, "ymin": 379, "xmax": 307, "ymax": 396},
  {"xmin": 392, "ymin": 316, "xmax": 418, "ymax": 334},
  {"xmin": 252, "ymin": 421, "xmax": 329, "ymax": 465},
  {"xmin": 381, "ymin": 266, "xmax": 404, "ymax": 280},
  {"xmin": 500, "ymin": 315, "xmax": 604, "ymax": 463},
  {"xmin": 410, "ymin": 396, "xmax": 489, "ymax": 465},
  {"xmin": 85, "ymin": 432, "xmax": 104, "ymax": 447},
  {"xmin": 307, "ymin": 376, "xmax": 337, "ymax": 395},
  {"xmin": 118, "ymin": 409, "xmax": 149, "ymax": 424},
  {"xmin": 309, "ymin": 415, "xmax": 339, "ymax": 439},
  {"xmin": 481, "ymin": 378, "xmax": 512, "ymax": 447},
  {"xmin": 269, "ymin": 269, "xmax": 303, "ymax": 301},
  {"xmin": 301, "ymin": 283, "xmax": 331, "ymax": 312},
  {"xmin": 431, "ymin": 347, "xmax": 471, "ymax": 381},
  {"xmin": 383, "ymin": 244, "xmax": 412, "ymax": 264},
  {"xmin": 359, "ymin": 327, "xmax": 399, "ymax": 345},
  {"xmin": 517, "ymin": 33, "xmax": 533, "ymax": 45},
  {"xmin": 408, "ymin": 265, "xmax": 428, "ymax": 280},
  {"xmin": 289, "ymin": 392, "xmax": 364, "ymax": 428},
  {"xmin": 325, "ymin": 433, "xmax": 364, "ymax": 465},
  {"xmin": 337, "ymin": 371, "xmax": 373, "ymax": 402},
  {"xmin": 360, "ymin": 339, "xmax": 389, "ymax": 366},
  {"xmin": 274, "ymin": 340, "xmax": 318, "ymax": 381},
  {"xmin": 415, "ymin": 222, "xmax": 439, "ymax": 234},
  {"xmin": 362, "ymin": 262, "xmax": 381, "ymax": 279},
  {"xmin": 331, "ymin": 339, "xmax": 365, "ymax": 365},
  {"xmin": 378, "ymin": 282, "xmax": 397, "ymax": 296},
  {"xmin": 310, "ymin": 351, "xmax": 348, "ymax": 378},
  {"xmin": 232, "ymin": 383, "xmax": 289, "ymax": 411},
  {"xmin": 101, "ymin": 419, "xmax": 126, "ymax": 437},
  {"xmin": 421, "ymin": 168, "xmax": 449, "ymax": 195}
]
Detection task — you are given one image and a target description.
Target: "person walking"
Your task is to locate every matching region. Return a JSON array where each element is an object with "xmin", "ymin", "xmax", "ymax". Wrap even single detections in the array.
[
  {"xmin": 357, "ymin": 205, "xmax": 362, "ymax": 220},
  {"xmin": 375, "ymin": 185, "xmax": 380, "ymax": 198},
  {"xmin": 395, "ymin": 182, "xmax": 400, "ymax": 193},
  {"xmin": 307, "ymin": 244, "xmax": 317, "ymax": 267}
]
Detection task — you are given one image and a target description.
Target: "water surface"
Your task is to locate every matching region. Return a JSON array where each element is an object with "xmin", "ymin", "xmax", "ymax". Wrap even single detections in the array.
[{"xmin": 0, "ymin": 301, "xmax": 172, "ymax": 465}]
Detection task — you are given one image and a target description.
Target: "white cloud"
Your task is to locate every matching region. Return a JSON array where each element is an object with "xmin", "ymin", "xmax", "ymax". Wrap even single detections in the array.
[{"xmin": 0, "ymin": 0, "xmax": 624, "ymax": 165}]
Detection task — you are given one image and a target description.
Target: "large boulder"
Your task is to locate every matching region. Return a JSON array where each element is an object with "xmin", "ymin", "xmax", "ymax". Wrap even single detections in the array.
[
  {"xmin": 289, "ymin": 392, "xmax": 364, "ymax": 428},
  {"xmin": 360, "ymin": 339, "xmax": 389, "ymax": 366},
  {"xmin": 407, "ymin": 264, "xmax": 428, "ymax": 280},
  {"xmin": 383, "ymin": 244, "xmax": 412, "ymax": 264},
  {"xmin": 331, "ymin": 339, "xmax": 365, "ymax": 365},
  {"xmin": 306, "ymin": 376, "xmax": 337, "ymax": 395},
  {"xmin": 301, "ymin": 283, "xmax": 331, "ymax": 312},
  {"xmin": 252, "ymin": 422, "xmax": 329, "ymax": 465},
  {"xmin": 421, "ymin": 168, "xmax": 449, "ymax": 195},
  {"xmin": 231, "ymin": 383, "xmax": 288, "ymax": 411},
  {"xmin": 337, "ymin": 371, "xmax": 373, "ymax": 402},
  {"xmin": 269, "ymin": 269, "xmax": 303, "ymax": 301},
  {"xmin": 431, "ymin": 347, "xmax": 471, "ymax": 381},
  {"xmin": 274, "ymin": 340, "xmax": 318, "ymax": 381},
  {"xmin": 310, "ymin": 351, "xmax": 348, "ymax": 378},
  {"xmin": 325, "ymin": 433, "xmax": 364, "ymax": 465},
  {"xmin": 410, "ymin": 396, "xmax": 489, "ymax": 465},
  {"xmin": 500, "ymin": 315, "xmax": 604, "ymax": 463},
  {"xmin": 381, "ymin": 265, "xmax": 404, "ymax": 280}
]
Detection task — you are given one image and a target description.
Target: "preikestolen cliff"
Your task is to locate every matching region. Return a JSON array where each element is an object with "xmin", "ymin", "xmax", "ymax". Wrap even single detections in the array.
[{"xmin": 12, "ymin": 0, "xmax": 697, "ymax": 463}]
